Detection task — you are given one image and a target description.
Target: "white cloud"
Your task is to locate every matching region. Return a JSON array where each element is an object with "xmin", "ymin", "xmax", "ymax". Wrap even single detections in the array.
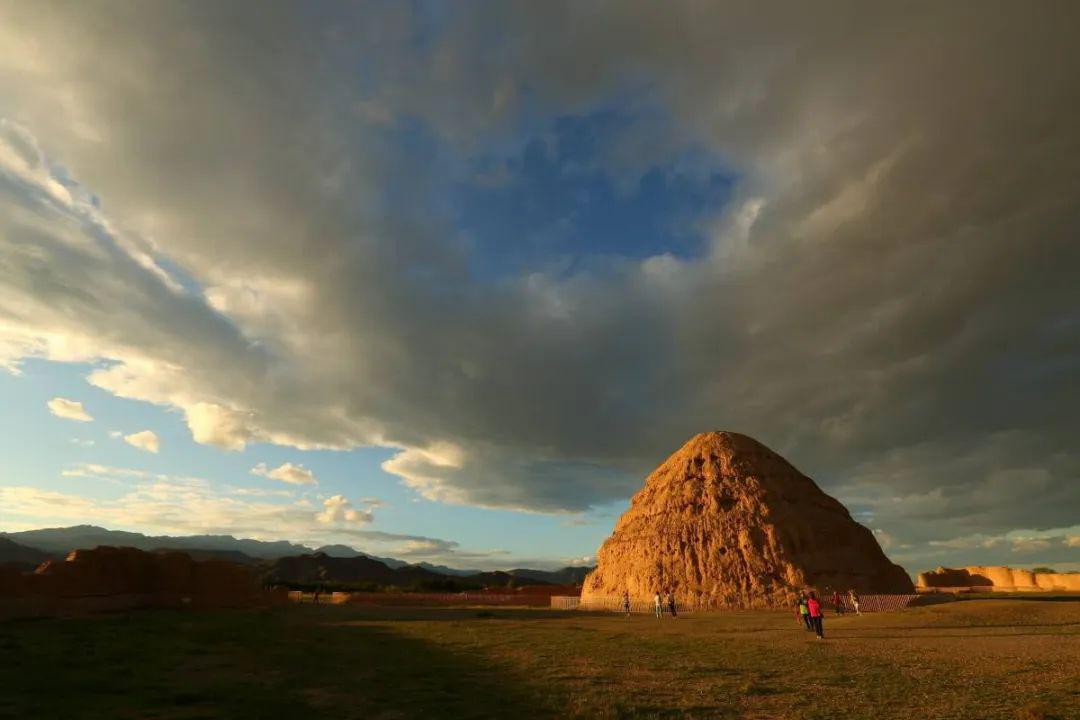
[
  {"xmin": 1011, "ymin": 537, "xmax": 1052, "ymax": 553},
  {"xmin": 70, "ymin": 438, "xmax": 95, "ymax": 447},
  {"xmin": 61, "ymin": 463, "xmax": 151, "ymax": 480},
  {"xmin": 397, "ymin": 538, "xmax": 457, "ymax": 556},
  {"xmin": 47, "ymin": 397, "xmax": 92, "ymax": 422},
  {"xmin": 185, "ymin": 403, "xmax": 255, "ymax": 451},
  {"xmin": 315, "ymin": 495, "xmax": 374, "ymax": 525},
  {"xmin": 124, "ymin": 430, "xmax": 160, "ymax": 454},
  {"xmin": 4, "ymin": 472, "xmax": 375, "ymax": 547},
  {"xmin": 872, "ymin": 528, "xmax": 894, "ymax": 550},
  {"xmin": 251, "ymin": 461, "xmax": 317, "ymax": 486}
]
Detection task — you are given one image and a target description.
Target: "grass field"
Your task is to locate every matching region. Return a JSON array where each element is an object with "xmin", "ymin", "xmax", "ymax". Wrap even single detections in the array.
[{"xmin": 1, "ymin": 599, "xmax": 1077, "ymax": 719}]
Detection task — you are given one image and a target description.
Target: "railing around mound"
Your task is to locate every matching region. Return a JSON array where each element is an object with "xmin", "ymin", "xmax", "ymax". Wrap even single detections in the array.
[
  {"xmin": 568, "ymin": 594, "xmax": 920, "ymax": 613},
  {"xmin": 573, "ymin": 596, "xmax": 707, "ymax": 613}
]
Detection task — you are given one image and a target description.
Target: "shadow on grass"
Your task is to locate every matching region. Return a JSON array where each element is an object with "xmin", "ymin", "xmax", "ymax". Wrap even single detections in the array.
[
  {"xmin": 839, "ymin": 621, "xmax": 1080, "ymax": 631},
  {"xmin": 834, "ymin": 630, "xmax": 1080, "ymax": 640},
  {"xmin": 0, "ymin": 608, "xmax": 558, "ymax": 719}
]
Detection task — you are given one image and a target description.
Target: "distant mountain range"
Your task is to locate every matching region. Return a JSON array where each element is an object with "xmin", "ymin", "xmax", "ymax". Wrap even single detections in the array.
[
  {"xmin": 1, "ymin": 525, "xmax": 593, "ymax": 586},
  {"xmin": 263, "ymin": 553, "xmax": 586, "ymax": 591},
  {"xmin": 4, "ymin": 525, "xmax": 309, "ymax": 559},
  {"xmin": 313, "ymin": 544, "xmax": 410, "ymax": 568}
]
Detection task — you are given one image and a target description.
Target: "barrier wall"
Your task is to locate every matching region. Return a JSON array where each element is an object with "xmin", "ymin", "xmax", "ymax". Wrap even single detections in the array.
[
  {"xmin": 573, "ymin": 594, "xmax": 919, "ymax": 613},
  {"xmin": 916, "ymin": 566, "xmax": 1080, "ymax": 593}
]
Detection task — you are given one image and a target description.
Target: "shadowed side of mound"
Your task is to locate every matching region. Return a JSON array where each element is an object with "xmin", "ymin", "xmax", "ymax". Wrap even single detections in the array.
[{"xmin": 582, "ymin": 431, "xmax": 913, "ymax": 608}]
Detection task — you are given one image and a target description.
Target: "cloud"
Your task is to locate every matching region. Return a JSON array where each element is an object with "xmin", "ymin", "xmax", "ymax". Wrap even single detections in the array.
[
  {"xmin": 2, "ymin": 470, "xmax": 400, "ymax": 552},
  {"xmin": 1011, "ymin": 537, "xmax": 1052, "ymax": 554},
  {"xmin": 251, "ymin": 461, "xmax": 317, "ymax": 486},
  {"xmin": 61, "ymin": 463, "xmax": 152, "ymax": 480},
  {"xmin": 186, "ymin": 403, "xmax": 255, "ymax": 451},
  {"xmin": 123, "ymin": 430, "xmax": 160, "ymax": 454},
  {"xmin": 566, "ymin": 555, "xmax": 595, "ymax": 567},
  {"xmin": 396, "ymin": 538, "xmax": 460, "ymax": 557},
  {"xmin": 47, "ymin": 397, "xmax": 92, "ymax": 422},
  {"xmin": 0, "ymin": 2, "xmax": 1078, "ymax": 575},
  {"xmin": 892, "ymin": 527, "xmax": 1080, "ymax": 573},
  {"xmin": 315, "ymin": 495, "xmax": 374, "ymax": 525}
]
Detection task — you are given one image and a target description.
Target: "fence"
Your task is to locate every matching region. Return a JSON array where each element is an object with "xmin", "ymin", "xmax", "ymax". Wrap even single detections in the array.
[
  {"xmin": 576, "ymin": 595, "xmax": 705, "ymax": 613},
  {"xmin": 567, "ymin": 594, "xmax": 921, "ymax": 613},
  {"xmin": 845, "ymin": 594, "xmax": 919, "ymax": 612}
]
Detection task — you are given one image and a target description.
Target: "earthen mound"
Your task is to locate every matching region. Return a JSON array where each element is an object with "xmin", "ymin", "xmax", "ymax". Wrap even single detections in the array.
[
  {"xmin": 581, "ymin": 432, "xmax": 913, "ymax": 608},
  {"xmin": 2, "ymin": 546, "xmax": 263, "ymax": 608},
  {"xmin": 918, "ymin": 566, "xmax": 1080, "ymax": 592}
]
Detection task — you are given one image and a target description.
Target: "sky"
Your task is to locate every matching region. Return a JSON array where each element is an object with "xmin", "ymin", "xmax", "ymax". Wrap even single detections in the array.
[{"xmin": 0, "ymin": 1, "xmax": 1078, "ymax": 573}]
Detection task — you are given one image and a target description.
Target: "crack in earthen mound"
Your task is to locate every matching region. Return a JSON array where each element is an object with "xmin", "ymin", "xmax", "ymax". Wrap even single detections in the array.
[{"xmin": 582, "ymin": 432, "xmax": 913, "ymax": 608}]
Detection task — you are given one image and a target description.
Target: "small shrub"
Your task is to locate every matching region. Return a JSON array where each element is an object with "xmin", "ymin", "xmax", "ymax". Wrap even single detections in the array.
[{"xmin": 740, "ymin": 680, "xmax": 779, "ymax": 696}]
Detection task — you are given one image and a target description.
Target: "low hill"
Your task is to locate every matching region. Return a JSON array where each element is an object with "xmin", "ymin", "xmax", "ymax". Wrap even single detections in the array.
[
  {"xmin": 509, "ymin": 566, "xmax": 593, "ymax": 585},
  {"xmin": 262, "ymin": 554, "xmax": 579, "ymax": 591},
  {"xmin": 263, "ymin": 553, "xmax": 446, "ymax": 588},
  {"xmin": 0, "ymin": 537, "xmax": 54, "ymax": 570},
  {"xmin": 411, "ymin": 561, "xmax": 482, "ymax": 576},
  {"xmin": 151, "ymin": 548, "xmax": 260, "ymax": 565},
  {"xmin": 314, "ymin": 545, "xmax": 409, "ymax": 568}
]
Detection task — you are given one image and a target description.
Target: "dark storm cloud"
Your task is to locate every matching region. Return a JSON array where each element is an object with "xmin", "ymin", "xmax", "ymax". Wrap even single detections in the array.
[{"xmin": 0, "ymin": 1, "xmax": 1078, "ymax": 568}]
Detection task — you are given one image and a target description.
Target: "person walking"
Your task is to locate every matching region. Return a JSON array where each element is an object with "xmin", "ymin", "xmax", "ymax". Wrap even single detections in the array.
[
  {"xmin": 654, "ymin": 591, "xmax": 664, "ymax": 618},
  {"xmin": 667, "ymin": 591, "xmax": 678, "ymax": 618},
  {"xmin": 797, "ymin": 594, "xmax": 811, "ymax": 630},
  {"xmin": 807, "ymin": 592, "xmax": 824, "ymax": 639},
  {"xmin": 832, "ymin": 590, "xmax": 844, "ymax": 615},
  {"xmin": 622, "ymin": 590, "xmax": 632, "ymax": 617},
  {"xmin": 849, "ymin": 589, "xmax": 861, "ymax": 616}
]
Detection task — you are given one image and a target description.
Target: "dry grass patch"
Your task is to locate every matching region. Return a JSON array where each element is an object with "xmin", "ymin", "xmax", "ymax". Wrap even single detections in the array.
[{"xmin": 0, "ymin": 599, "xmax": 1076, "ymax": 719}]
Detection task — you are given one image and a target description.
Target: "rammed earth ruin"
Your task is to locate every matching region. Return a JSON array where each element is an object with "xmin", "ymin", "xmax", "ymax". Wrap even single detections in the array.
[{"xmin": 582, "ymin": 432, "xmax": 914, "ymax": 608}]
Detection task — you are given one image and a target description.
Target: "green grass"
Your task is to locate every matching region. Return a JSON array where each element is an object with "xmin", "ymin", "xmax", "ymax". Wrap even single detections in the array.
[{"xmin": 0, "ymin": 599, "xmax": 1077, "ymax": 719}]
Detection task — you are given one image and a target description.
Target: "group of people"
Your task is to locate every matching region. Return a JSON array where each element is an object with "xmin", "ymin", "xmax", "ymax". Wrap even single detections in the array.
[
  {"xmin": 619, "ymin": 589, "xmax": 678, "ymax": 617},
  {"xmin": 615, "ymin": 587, "xmax": 861, "ymax": 634},
  {"xmin": 795, "ymin": 589, "xmax": 860, "ymax": 639}
]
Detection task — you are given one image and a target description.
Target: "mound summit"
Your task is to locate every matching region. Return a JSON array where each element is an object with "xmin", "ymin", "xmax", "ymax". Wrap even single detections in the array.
[{"xmin": 582, "ymin": 432, "xmax": 913, "ymax": 608}]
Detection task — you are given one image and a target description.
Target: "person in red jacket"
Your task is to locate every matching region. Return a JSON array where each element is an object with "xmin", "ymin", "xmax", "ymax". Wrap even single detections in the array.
[
  {"xmin": 806, "ymin": 592, "xmax": 824, "ymax": 639},
  {"xmin": 832, "ymin": 589, "xmax": 844, "ymax": 615}
]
